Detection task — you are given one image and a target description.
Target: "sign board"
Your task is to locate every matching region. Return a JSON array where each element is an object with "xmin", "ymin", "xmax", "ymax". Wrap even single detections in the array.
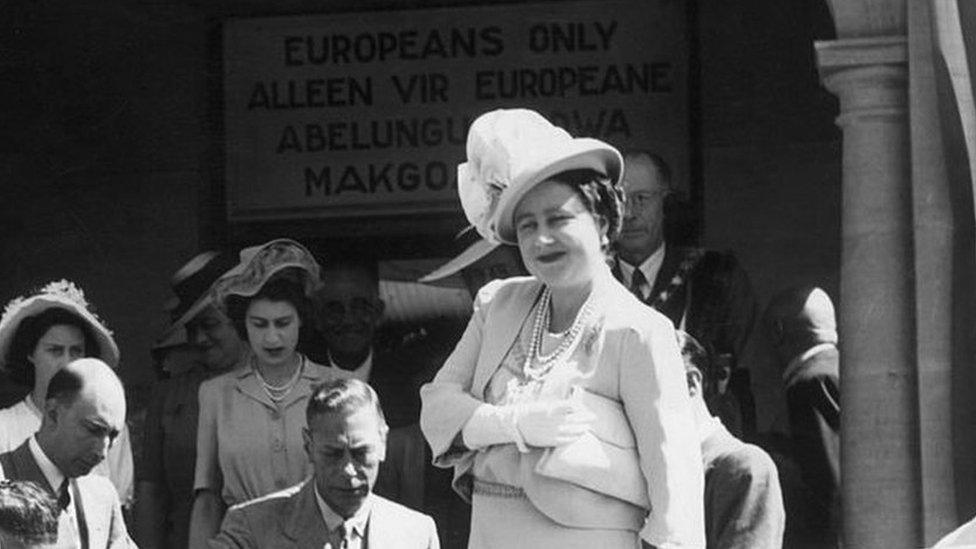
[{"xmin": 223, "ymin": 0, "xmax": 688, "ymax": 221}]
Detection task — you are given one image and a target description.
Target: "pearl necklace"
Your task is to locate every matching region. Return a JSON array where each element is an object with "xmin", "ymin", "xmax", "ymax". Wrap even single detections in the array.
[
  {"xmin": 253, "ymin": 354, "xmax": 304, "ymax": 403},
  {"xmin": 522, "ymin": 286, "xmax": 594, "ymax": 381}
]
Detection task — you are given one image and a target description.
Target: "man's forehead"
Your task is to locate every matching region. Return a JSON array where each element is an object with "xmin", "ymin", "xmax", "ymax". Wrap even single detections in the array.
[
  {"xmin": 318, "ymin": 267, "xmax": 377, "ymax": 299},
  {"xmin": 623, "ymin": 155, "xmax": 667, "ymax": 192},
  {"xmin": 311, "ymin": 408, "xmax": 382, "ymax": 441},
  {"xmin": 71, "ymin": 385, "xmax": 126, "ymax": 428}
]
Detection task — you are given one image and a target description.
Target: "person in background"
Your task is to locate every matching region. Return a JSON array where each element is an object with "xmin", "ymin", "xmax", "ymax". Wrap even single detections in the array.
[
  {"xmin": 613, "ymin": 151, "xmax": 761, "ymax": 438},
  {"xmin": 309, "ymin": 258, "xmax": 428, "ymax": 510},
  {"xmin": 421, "ymin": 108, "xmax": 704, "ymax": 548},
  {"xmin": 0, "ymin": 358, "xmax": 135, "ymax": 548},
  {"xmin": 678, "ymin": 330, "xmax": 784, "ymax": 549},
  {"xmin": 764, "ymin": 286, "xmax": 840, "ymax": 548},
  {"xmin": 0, "ymin": 480, "xmax": 60, "ymax": 548},
  {"xmin": 210, "ymin": 378, "xmax": 439, "ymax": 548},
  {"xmin": 134, "ymin": 251, "xmax": 245, "ymax": 549},
  {"xmin": 0, "ymin": 280, "xmax": 134, "ymax": 507},
  {"xmin": 188, "ymin": 239, "xmax": 349, "ymax": 548}
]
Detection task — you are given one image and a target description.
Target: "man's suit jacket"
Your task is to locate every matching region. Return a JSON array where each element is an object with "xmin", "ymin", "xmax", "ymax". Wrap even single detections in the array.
[
  {"xmin": 614, "ymin": 247, "xmax": 758, "ymax": 362},
  {"xmin": 420, "ymin": 275, "xmax": 705, "ymax": 548},
  {"xmin": 785, "ymin": 345, "xmax": 840, "ymax": 542},
  {"xmin": 701, "ymin": 420, "xmax": 784, "ymax": 549},
  {"xmin": 0, "ymin": 440, "xmax": 133, "ymax": 548},
  {"xmin": 209, "ymin": 480, "xmax": 440, "ymax": 549},
  {"xmin": 614, "ymin": 247, "xmax": 762, "ymax": 435}
]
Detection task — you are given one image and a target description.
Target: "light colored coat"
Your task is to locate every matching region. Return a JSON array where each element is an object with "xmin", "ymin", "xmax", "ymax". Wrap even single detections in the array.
[
  {"xmin": 420, "ymin": 275, "xmax": 705, "ymax": 548},
  {"xmin": 209, "ymin": 480, "xmax": 440, "ymax": 549},
  {"xmin": 0, "ymin": 440, "xmax": 134, "ymax": 548}
]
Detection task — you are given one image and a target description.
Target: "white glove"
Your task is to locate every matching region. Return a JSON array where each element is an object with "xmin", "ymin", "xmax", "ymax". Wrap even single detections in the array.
[{"xmin": 514, "ymin": 399, "xmax": 595, "ymax": 448}]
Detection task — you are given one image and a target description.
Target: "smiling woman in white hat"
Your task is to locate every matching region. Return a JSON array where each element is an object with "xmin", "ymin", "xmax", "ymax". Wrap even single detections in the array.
[
  {"xmin": 187, "ymin": 239, "xmax": 350, "ymax": 548},
  {"xmin": 420, "ymin": 109, "xmax": 705, "ymax": 548},
  {"xmin": 0, "ymin": 280, "xmax": 134, "ymax": 506}
]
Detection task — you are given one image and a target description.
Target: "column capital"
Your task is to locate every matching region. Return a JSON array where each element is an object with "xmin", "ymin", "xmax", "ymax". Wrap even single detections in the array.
[{"xmin": 815, "ymin": 36, "xmax": 908, "ymax": 126}]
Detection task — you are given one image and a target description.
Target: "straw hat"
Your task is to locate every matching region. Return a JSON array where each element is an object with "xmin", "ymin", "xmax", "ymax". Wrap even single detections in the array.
[
  {"xmin": 0, "ymin": 280, "xmax": 119, "ymax": 369},
  {"xmin": 458, "ymin": 108, "xmax": 623, "ymax": 245},
  {"xmin": 154, "ymin": 251, "xmax": 240, "ymax": 350},
  {"xmin": 211, "ymin": 238, "xmax": 321, "ymax": 307}
]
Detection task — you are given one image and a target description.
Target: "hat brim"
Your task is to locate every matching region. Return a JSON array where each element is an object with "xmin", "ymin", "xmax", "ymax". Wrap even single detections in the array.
[
  {"xmin": 493, "ymin": 139, "xmax": 623, "ymax": 244},
  {"xmin": 212, "ymin": 239, "xmax": 321, "ymax": 307},
  {"xmin": 0, "ymin": 296, "xmax": 120, "ymax": 369},
  {"xmin": 153, "ymin": 294, "xmax": 214, "ymax": 350},
  {"xmin": 419, "ymin": 239, "xmax": 500, "ymax": 285}
]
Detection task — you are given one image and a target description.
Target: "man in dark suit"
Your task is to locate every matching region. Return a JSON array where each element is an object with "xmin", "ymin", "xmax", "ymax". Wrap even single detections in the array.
[
  {"xmin": 211, "ymin": 378, "xmax": 439, "ymax": 548},
  {"xmin": 679, "ymin": 331, "xmax": 784, "ymax": 549},
  {"xmin": 0, "ymin": 358, "xmax": 134, "ymax": 548},
  {"xmin": 764, "ymin": 286, "xmax": 840, "ymax": 548},
  {"xmin": 614, "ymin": 150, "xmax": 761, "ymax": 437},
  {"xmin": 309, "ymin": 259, "xmax": 427, "ymax": 510}
]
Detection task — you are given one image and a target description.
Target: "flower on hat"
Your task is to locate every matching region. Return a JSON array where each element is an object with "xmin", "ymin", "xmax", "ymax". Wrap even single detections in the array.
[
  {"xmin": 211, "ymin": 239, "xmax": 321, "ymax": 308},
  {"xmin": 0, "ymin": 279, "xmax": 119, "ymax": 369},
  {"xmin": 1, "ymin": 280, "xmax": 109, "ymax": 334},
  {"xmin": 456, "ymin": 109, "xmax": 622, "ymax": 245}
]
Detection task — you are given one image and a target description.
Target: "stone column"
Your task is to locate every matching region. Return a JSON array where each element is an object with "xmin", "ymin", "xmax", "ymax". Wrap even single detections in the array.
[{"xmin": 815, "ymin": 36, "xmax": 922, "ymax": 549}]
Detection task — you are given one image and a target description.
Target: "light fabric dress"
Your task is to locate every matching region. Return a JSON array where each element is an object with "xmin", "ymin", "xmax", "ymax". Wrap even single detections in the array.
[
  {"xmin": 0, "ymin": 397, "xmax": 134, "ymax": 505},
  {"xmin": 193, "ymin": 357, "xmax": 349, "ymax": 506},
  {"xmin": 421, "ymin": 276, "xmax": 706, "ymax": 549}
]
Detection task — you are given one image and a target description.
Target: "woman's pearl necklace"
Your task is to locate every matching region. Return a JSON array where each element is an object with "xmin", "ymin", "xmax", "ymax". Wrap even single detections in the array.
[
  {"xmin": 523, "ymin": 285, "xmax": 595, "ymax": 381},
  {"xmin": 253, "ymin": 354, "xmax": 305, "ymax": 403}
]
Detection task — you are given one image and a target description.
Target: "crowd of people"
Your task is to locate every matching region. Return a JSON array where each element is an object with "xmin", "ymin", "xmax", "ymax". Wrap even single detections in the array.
[{"xmin": 0, "ymin": 108, "xmax": 844, "ymax": 548}]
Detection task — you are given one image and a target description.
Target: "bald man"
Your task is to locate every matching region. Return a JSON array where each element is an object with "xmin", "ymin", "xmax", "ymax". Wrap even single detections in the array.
[
  {"xmin": 0, "ymin": 358, "xmax": 134, "ymax": 548},
  {"xmin": 764, "ymin": 287, "xmax": 839, "ymax": 547}
]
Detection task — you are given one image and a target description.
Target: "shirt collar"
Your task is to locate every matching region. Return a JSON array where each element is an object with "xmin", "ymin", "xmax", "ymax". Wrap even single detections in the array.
[
  {"xmin": 618, "ymin": 244, "xmax": 666, "ymax": 296},
  {"xmin": 28, "ymin": 435, "xmax": 65, "ymax": 492},
  {"xmin": 698, "ymin": 414, "xmax": 724, "ymax": 444},
  {"xmin": 313, "ymin": 482, "xmax": 373, "ymax": 539},
  {"xmin": 783, "ymin": 343, "xmax": 837, "ymax": 386},
  {"xmin": 23, "ymin": 396, "xmax": 42, "ymax": 418},
  {"xmin": 327, "ymin": 350, "xmax": 373, "ymax": 383}
]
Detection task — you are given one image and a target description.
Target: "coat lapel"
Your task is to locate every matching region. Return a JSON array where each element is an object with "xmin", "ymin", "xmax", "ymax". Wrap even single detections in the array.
[
  {"xmin": 470, "ymin": 281, "xmax": 542, "ymax": 398},
  {"xmin": 282, "ymin": 481, "xmax": 330, "ymax": 548}
]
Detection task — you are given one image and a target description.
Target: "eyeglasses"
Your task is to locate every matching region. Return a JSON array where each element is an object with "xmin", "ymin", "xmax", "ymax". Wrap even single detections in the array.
[
  {"xmin": 320, "ymin": 297, "xmax": 379, "ymax": 322},
  {"xmin": 625, "ymin": 190, "xmax": 668, "ymax": 211}
]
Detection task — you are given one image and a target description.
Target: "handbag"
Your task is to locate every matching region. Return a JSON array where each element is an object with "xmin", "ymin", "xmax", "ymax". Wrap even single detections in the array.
[{"xmin": 533, "ymin": 389, "xmax": 651, "ymax": 509}]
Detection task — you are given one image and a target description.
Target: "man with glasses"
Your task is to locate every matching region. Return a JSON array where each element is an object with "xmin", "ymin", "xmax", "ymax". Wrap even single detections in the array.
[
  {"xmin": 614, "ymin": 151, "xmax": 761, "ymax": 439},
  {"xmin": 310, "ymin": 259, "xmax": 427, "ymax": 511}
]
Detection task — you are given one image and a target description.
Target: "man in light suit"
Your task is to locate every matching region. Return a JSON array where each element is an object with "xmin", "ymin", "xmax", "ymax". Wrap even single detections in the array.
[
  {"xmin": 0, "ymin": 358, "xmax": 134, "ymax": 548},
  {"xmin": 679, "ymin": 331, "xmax": 784, "ymax": 549},
  {"xmin": 211, "ymin": 377, "xmax": 439, "ymax": 548}
]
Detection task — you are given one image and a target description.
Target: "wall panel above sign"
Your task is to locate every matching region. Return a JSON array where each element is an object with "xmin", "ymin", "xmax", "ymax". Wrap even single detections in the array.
[{"xmin": 223, "ymin": 0, "xmax": 688, "ymax": 221}]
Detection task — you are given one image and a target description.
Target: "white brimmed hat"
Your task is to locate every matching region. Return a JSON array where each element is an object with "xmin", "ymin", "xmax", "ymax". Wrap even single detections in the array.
[
  {"xmin": 211, "ymin": 238, "xmax": 321, "ymax": 307},
  {"xmin": 0, "ymin": 280, "xmax": 119, "ymax": 369},
  {"xmin": 458, "ymin": 109, "xmax": 623, "ymax": 245}
]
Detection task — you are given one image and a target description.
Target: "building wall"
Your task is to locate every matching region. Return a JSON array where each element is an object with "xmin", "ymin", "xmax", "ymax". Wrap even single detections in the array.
[{"xmin": 1, "ymin": 0, "xmax": 843, "ymax": 423}]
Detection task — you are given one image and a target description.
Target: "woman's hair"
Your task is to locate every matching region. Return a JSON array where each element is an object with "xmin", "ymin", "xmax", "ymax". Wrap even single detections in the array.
[
  {"xmin": 549, "ymin": 168, "xmax": 625, "ymax": 250},
  {"xmin": 223, "ymin": 268, "xmax": 313, "ymax": 342},
  {"xmin": 5, "ymin": 307, "xmax": 100, "ymax": 387}
]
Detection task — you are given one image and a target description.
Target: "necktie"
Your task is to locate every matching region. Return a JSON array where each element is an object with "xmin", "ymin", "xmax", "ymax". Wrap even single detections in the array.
[
  {"xmin": 630, "ymin": 268, "xmax": 647, "ymax": 300},
  {"xmin": 332, "ymin": 523, "xmax": 350, "ymax": 549},
  {"xmin": 57, "ymin": 478, "xmax": 71, "ymax": 511}
]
